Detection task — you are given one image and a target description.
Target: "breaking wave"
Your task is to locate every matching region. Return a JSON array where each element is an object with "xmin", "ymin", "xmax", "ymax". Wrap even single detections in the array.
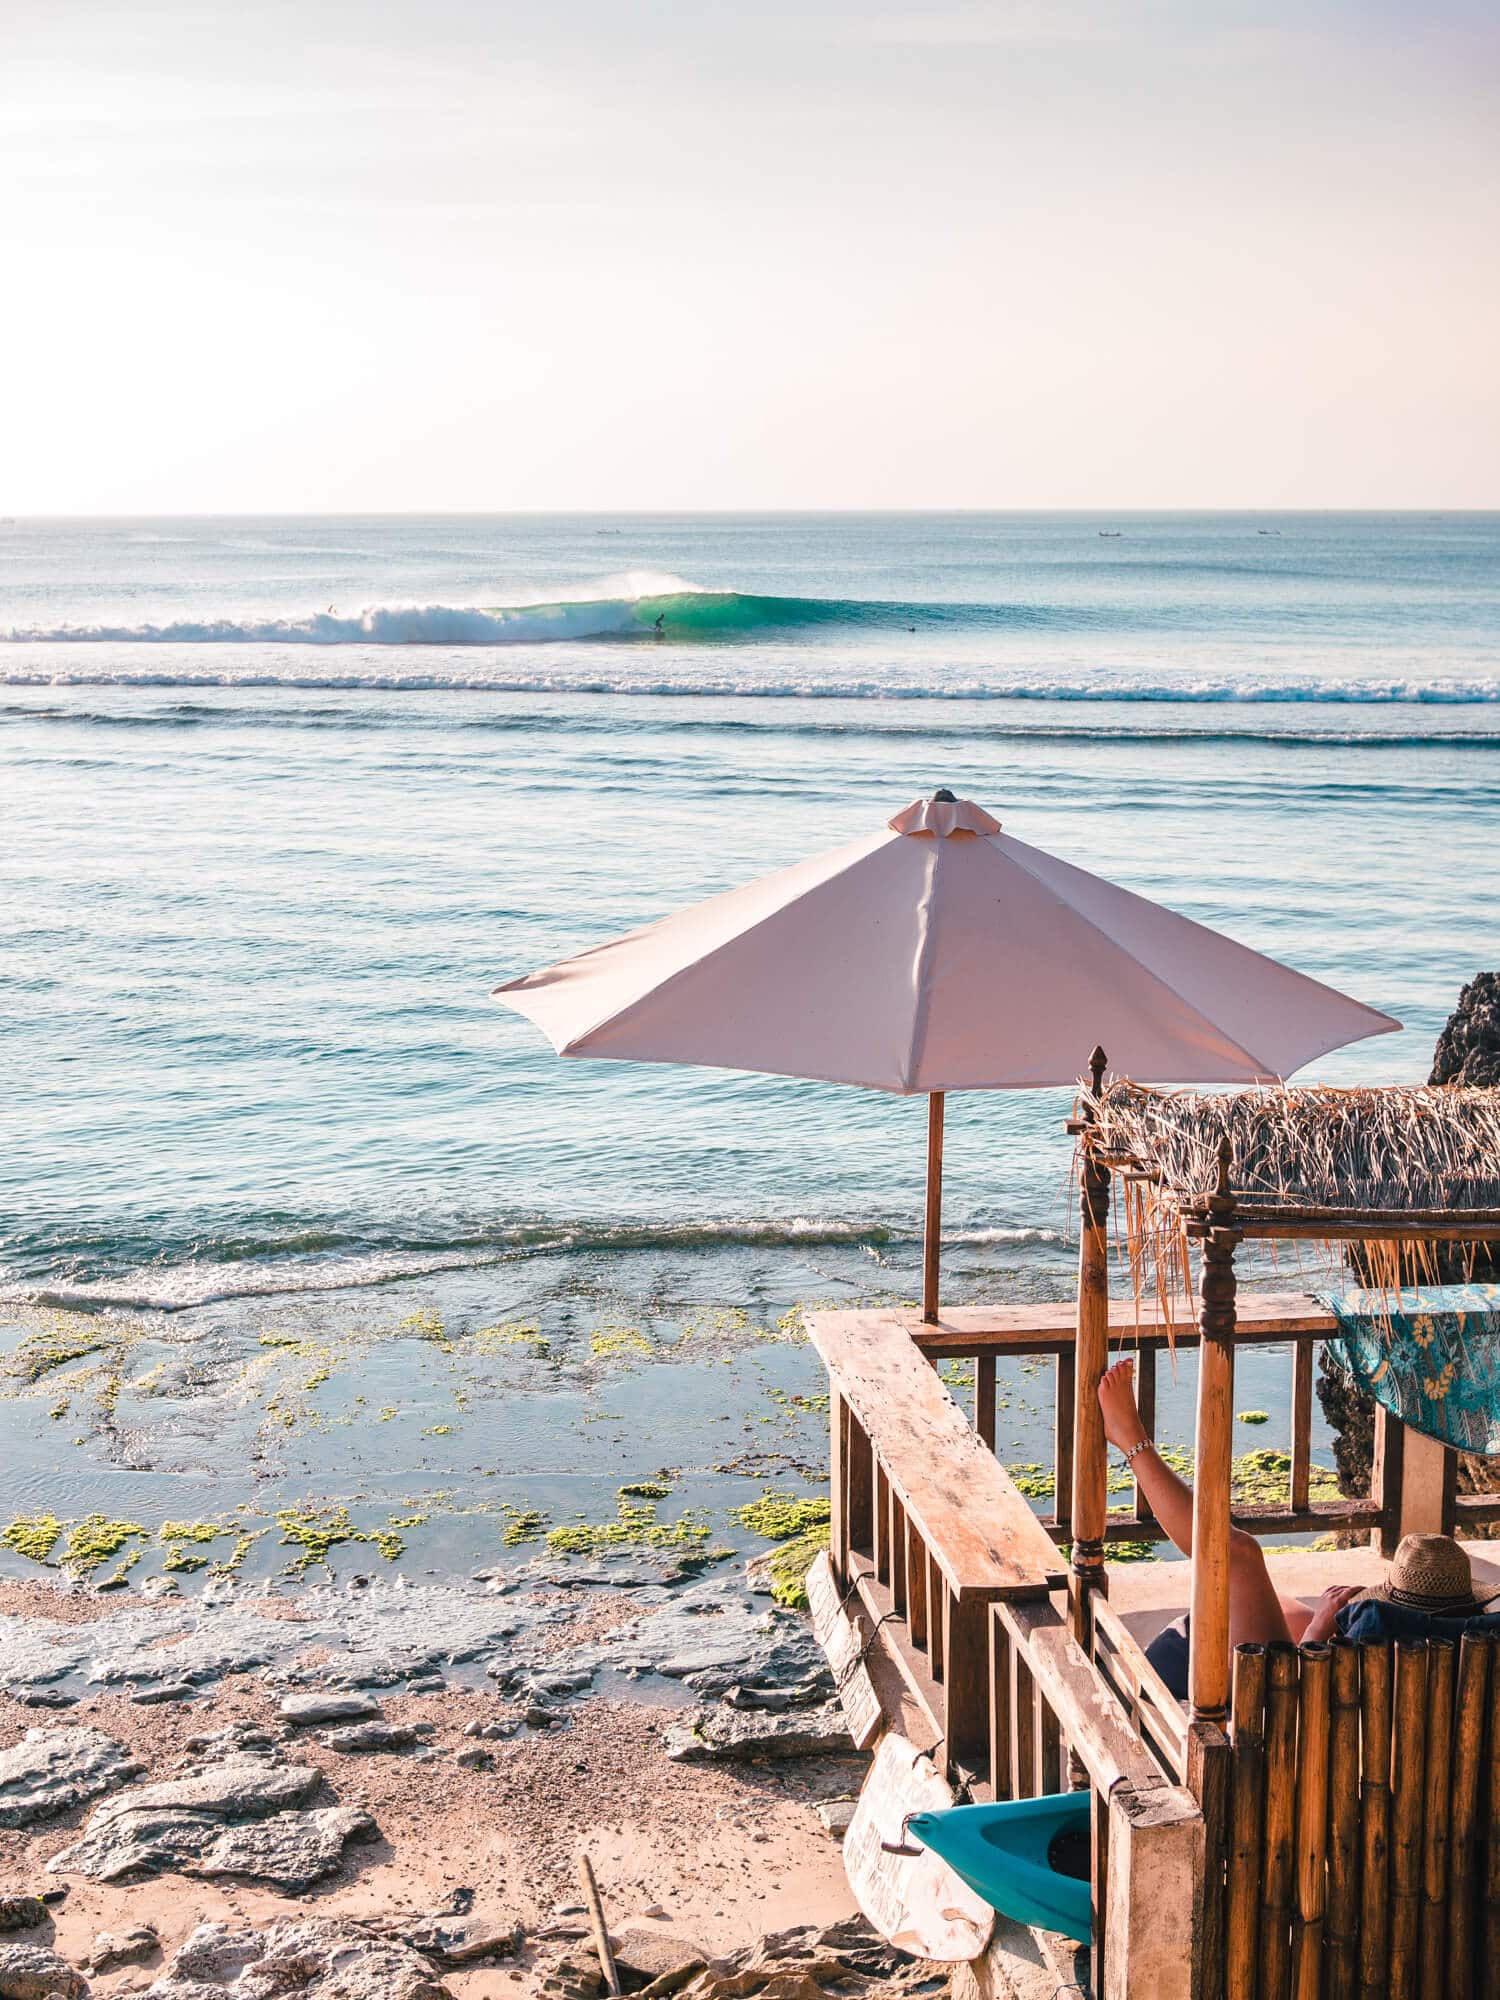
[{"xmin": 0, "ymin": 584, "xmax": 1092, "ymax": 650}]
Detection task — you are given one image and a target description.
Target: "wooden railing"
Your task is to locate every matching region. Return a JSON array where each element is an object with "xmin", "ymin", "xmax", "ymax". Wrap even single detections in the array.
[
  {"xmin": 816, "ymin": 1307, "xmax": 1065, "ymax": 1783},
  {"xmin": 904, "ymin": 1293, "xmax": 1500, "ymax": 1552},
  {"xmin": 811, "ymin": 1307, "xmax": 1207, "ymax": 2000}
]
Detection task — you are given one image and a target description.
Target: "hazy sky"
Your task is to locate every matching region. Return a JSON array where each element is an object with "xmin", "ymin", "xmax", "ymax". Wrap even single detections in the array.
[{"xmin": 4, "ymin": 1, "xmax": 1497, "ymax": 511}]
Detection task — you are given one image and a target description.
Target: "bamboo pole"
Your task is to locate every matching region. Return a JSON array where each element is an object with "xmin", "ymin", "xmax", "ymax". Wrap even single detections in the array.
[
  {"xmin": 1484, "ymin": 1628, "xmax": 1500, "ymax": 1987},
  {"xmin": 1445, "ymin": 1631, "xmax": 1494, "ymax": 2000},
  {"xmin": 1325, "ymin": 1639, "xmax": 1362, "ymax": 2000},
  {"xmin": 1387, "ymin": 1639, "xmax": 1429, "ymax": 2000},
  {"xmin": 1418, "ymin": 1637, "xmax": 1455, "ymax": 1998},
  {"xmin": 1358, "ymin": 1640, "xmax": 1392, "ymax": 1998},
  {"xmin": 578, "ymin": 1852, "xmax": 623, "ymax": 1998},
  {"xmin": 1069, "ymin": 1044, "xmax": 1110, "ymax": 1647},
  {"xmin": 1259, "ymin": 1643, "xmax": 1299, "ymax": 2000},
  {"xmin": 1190, "ymin": 1145, "xmax": 1239, "ymax": 1725},
  {"xmin": 1291, "ymin": 1643, "xmax": 1332, "ymax": 2000},
  {"xmin": 1189, "ymin": 1721, "xmax": 1232, "ymax": 2000},
  {"xmin": 922, "ymin": 1091, "xmax": 944, "ymax": 1324},
  {"xmin": 1227, "ymin": 1643, "xmax": 1268, "ymax": 2000}
]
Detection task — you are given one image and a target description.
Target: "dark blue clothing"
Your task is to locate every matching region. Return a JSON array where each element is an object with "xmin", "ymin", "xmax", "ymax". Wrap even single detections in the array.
[
  {"xmin": 1143, "ymin": 1599, "xmax": 1500, "ymax": 1708},
  {"xmin": 1334, "ymin": 1597, "xmax": 1500, "ymax": 1645}
]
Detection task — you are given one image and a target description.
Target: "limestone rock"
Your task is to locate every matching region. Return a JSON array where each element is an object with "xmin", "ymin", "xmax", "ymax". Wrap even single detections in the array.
[
  {"xmin": 196, "ymin": 1806, "xmax": 376, "ymax": 1889},
  {"xmin": 612, "ymin": 1929, "xmax": 708, "ymax": 1992},
  {"xmin": 671, "ymin": 1916, "xmax": 929, "ymax": 1999},
  {"xmin": 664, "ymin": 1701, "xmax": 852, "ymax": 1763},
  {"xmin": 46, "ymin": 1756, "xmax": 322, "ymax": 1883},
  {"xmin": 86, "ymin": 1926, "xmax": 157, "ymax": 1972},
  {"xmin": 0, "ymin": 1940, "xmax": 89, "ymax": 1999},
  {"xmin": 0, "ymin": 1905, "xmax": 45, "ymax": 1937},
  {"xmin": 398, "ymin": 1916, "xmax": 523, "ymax": 1965},
  {"xmin": 145, "ymin": 1918, "xmax": 453, "ymax": 1997},
  {"xmin": 0, "ymin": 1729, "xmax": 141, "ymax": 1831},
  {"xmin": 320, "ymin": 1722, "xmax": 415, "ymax": 1754},
  {"xmin": 277, "ymin": 1693, "xmax": 380, "ymax": 1727}
]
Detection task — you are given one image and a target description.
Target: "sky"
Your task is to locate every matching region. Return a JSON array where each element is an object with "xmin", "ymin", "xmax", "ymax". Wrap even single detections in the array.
[{"xmin": 3, "ymin": 1, "xmax": 1497, "ymax": 511}]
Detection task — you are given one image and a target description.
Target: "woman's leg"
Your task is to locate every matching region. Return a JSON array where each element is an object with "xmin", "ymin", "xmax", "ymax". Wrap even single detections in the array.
[{"xmin": 1098, "ymin": 1358, "xmax": 1306, "ymax": 1649}]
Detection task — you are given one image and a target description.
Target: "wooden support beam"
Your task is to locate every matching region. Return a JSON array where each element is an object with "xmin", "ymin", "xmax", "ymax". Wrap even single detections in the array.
[
  {"xmin": 845, "ymin": 1405, "xmax": 874, "ymax": 1560},
  {"xmin": 829, "ymin": 1389, "xmax": 849, "ymax": 1582},
  {"xmin": 1373, "ymin": 1407, "xmax": 1451, "ymax": 1555},
  {"xmin": 975, "ymin": 1353, "xmax": 997, "ymax": 1453},
  {"xmin": 1290, "ymin": 1337, "xmax": 1313, "ymax": 1515},
  {"xmin": 1054, "ymin": 1349, "xmax": 1075, "ymax": 1530},
  {"xmin": 1070, "ymin": 1044, "xmax": 1112, "ymax": 1647},
  {"xmin": 1190, "ymin": 1211, "xmax": 1239, "ymax": 1727},
  {"xmin": 942, "ymin": 1593, "xmax": 990, "ymax": 1781},
  {"xmin": 1133, "ymin": 1345, "xmax": 1156, "ymax": 1524},
  {"xmin": 922, "ymin": 1090, "xmax": 944, "ymax": 1324}
]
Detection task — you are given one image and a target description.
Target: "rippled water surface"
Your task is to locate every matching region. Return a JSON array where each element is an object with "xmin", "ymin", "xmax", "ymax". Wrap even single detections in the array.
[{"xmin": 2, "ymin": 512, "xmax": 1495, "ymax": 1586}]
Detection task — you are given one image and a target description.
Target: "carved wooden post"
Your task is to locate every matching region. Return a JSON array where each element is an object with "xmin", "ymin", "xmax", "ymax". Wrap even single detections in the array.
[
  {"xmin": 1190, "ymin": 1135, "xmax": 1240, "ymax": 1727},
  {"xmin": 1069, "ymin": 1044, "xmax": 1111, "ymax": 1646}
]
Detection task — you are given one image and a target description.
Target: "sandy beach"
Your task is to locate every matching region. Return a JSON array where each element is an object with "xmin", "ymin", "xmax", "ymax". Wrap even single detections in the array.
[{"xmin": 0, "ymin": 1568, "xmax": 881, "ymax": 1998}]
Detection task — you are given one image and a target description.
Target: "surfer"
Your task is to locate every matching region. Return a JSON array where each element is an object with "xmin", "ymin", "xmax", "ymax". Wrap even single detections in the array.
[{"xmin": 653, "ymin": 613, "xmax": 665, "ymax": 639}]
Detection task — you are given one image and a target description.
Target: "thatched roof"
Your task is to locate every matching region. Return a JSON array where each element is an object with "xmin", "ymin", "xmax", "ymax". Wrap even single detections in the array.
[{"xmin": 1084, "ymin": 1081, "xmax": 1500, "ymax": 1218}]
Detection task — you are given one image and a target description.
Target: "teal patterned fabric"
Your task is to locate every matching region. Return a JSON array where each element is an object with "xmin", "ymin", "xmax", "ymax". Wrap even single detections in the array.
[{"xmin": 1322, "ymin": 1284, "xmax": 1500, "ymax": 1457}]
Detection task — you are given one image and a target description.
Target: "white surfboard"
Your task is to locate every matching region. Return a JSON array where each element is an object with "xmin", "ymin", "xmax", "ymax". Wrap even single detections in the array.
[{"xmin": 843, "ymin": 1731, "xmax": 995, "ymax": 1962}]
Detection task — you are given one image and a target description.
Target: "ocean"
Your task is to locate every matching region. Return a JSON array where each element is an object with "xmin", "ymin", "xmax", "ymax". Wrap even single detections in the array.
[{"xmin": 2, "ymin": 511, "xmax": 1497, "ymax": 1588}]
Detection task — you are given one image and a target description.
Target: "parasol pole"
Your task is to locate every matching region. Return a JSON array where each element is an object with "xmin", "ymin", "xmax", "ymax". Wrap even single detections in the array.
[{"xmin": 922, "ymin": 1090, "xmax": 945, "ymax": 1323}]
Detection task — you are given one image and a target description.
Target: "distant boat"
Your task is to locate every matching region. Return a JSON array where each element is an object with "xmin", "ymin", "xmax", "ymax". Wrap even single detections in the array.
[{"xmin": 1098, "ymin": 530, "xmax": 1122, "ymax": 538}]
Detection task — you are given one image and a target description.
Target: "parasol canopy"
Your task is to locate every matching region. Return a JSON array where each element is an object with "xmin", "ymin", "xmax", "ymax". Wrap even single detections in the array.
[{"xmin": 494, "ymin": 792, "xmax": 1400, "ymax": 1312}]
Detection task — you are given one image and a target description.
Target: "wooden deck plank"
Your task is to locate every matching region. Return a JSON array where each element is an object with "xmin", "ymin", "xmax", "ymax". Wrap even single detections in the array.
[
  {"xmin": 895, "ymin": 1289, "xmax": 1333, "ymax": 1357},
  {"xmin": 807, "ymin": 1309, "xmax": 1065, "ymax": 1601}
]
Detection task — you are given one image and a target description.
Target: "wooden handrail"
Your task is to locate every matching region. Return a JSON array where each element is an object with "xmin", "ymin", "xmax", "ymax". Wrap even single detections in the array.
[
  {"xmin": 907, "ymin": 1288, "xmax": 1332, "ymax": 1357},
  {"xmin": 808, "ymin": 1309, "xmax": 1064, "ymax": 1602}
]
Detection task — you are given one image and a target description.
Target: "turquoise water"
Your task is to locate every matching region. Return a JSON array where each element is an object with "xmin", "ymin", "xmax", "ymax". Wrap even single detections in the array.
[{"xmin": 1, "ymin": 512, "xmax": 1496, "ymax": 1582}]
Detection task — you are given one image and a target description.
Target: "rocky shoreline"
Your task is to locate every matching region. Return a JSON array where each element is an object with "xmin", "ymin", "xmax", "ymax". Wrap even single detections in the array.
[{"xmin": 0, "ymin": 1565, "xmax": 906, "ymax": 1999}]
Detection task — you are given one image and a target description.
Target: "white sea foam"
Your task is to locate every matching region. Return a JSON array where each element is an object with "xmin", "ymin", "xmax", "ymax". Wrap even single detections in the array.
[{"xmin": 2, "ymin": 663, "xmax": 1497, "ymax": 703}]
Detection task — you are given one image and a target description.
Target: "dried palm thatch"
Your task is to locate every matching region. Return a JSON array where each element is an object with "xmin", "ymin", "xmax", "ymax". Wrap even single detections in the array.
[
  {"xmin": 1079, "ymin": 1080, "xmax": 1500, "ymax": 1313},
  {"xmin": 1085, "ymin": 1080, "xmax": 1500, "ymax": 1214}
]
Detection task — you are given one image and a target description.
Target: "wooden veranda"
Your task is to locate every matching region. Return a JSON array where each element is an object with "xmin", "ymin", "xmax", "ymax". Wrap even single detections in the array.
[{"xmin": 809, "ymin": 1066, "xmax": 1500, "ymax": 2000}]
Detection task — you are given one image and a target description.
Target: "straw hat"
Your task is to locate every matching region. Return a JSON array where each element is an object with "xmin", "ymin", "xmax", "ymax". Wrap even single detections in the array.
[{"xmin": 1356, "ymin": 1534, "xmax": 1500, "ymax": 1617}]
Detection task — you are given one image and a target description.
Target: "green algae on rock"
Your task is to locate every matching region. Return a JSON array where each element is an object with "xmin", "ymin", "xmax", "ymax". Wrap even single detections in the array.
[
  {"xmin": 1, "ymin": 1513, "xmax": 64, "ymax": 1563},
  {"xmin": 588, "ymin": 1325, "xmax": 653, "ymax": 1361},
  {"xmin": 498, "ymin": 1504, "xmax": 549, "ymax": 1547},
  {"xmin": 62, "ymin": 1515, "xmax": 148, "ymax": 1575},
  {"xmin": 732, "ymin": 1491, "xmax": 831, "ymax": 1540},
  {"xmin": 765, "ymin": 1525, "xmax": 831, "ymax": 1609},
  {"xmin": 546, "ymin": 1491, "xmax": 714, "ymax": 1558},
  {"xmin": 274, "ymin": 1505, "xmax": 405, "ymax": 1574}
]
